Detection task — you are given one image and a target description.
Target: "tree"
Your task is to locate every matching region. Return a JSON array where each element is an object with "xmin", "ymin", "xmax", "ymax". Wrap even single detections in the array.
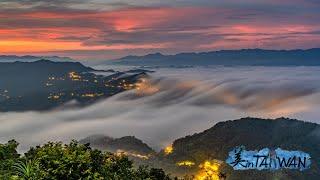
[
  {"xmin": 0, "ymin": 140, "xmax": 20, "ymax": 179},
  {"xmin": 13, "ymin": 160, "xmax": 39, "ymax": 180},
  {"xmin": 0, "ymin": 140, "xmax": 171, "ymax": 180}
]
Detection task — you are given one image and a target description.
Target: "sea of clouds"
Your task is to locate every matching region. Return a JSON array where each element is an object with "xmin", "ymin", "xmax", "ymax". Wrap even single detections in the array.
[{"xmin": 1, "ymin": 66, "xmax": 320, "ymax": 151}]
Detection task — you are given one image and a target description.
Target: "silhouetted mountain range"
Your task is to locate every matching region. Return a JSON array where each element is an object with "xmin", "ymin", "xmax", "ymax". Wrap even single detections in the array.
[
  {"xmin": 0, "ymin": 59, "xmax": 94, "ymax": 74},
  {"xmin": 0, "ymin": 55, "xmax": 74, "ymax": 62},
  {"xmin": 110, "ymin": 48, "xmax": 320, "ymax": 67},
  {"xmin": 0, "ymin": 60, "xmax": 147, "ymax": 111}
]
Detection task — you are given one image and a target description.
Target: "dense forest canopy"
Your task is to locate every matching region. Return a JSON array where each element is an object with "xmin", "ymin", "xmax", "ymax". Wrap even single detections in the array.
[{"xmin": 0, "ymin": 140, "xmax": 170, "ymax": 180}]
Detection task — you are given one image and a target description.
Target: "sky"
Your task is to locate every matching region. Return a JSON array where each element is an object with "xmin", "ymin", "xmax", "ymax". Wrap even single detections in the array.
[{"xmin": 0, "ymin": 0, "xmax": 320, "ymax": 60}]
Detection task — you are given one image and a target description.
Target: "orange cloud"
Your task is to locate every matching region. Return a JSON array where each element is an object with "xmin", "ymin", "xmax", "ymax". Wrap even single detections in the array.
[{"xmin": 0, "ymin": 40, "xmax": 169, "ymax": 54}]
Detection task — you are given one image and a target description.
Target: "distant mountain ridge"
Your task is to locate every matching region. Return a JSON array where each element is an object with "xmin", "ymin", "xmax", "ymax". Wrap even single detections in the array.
[
  {"xmin": 0, "ymin": 59, "xmax": 95, "ymax": 73},
  {"xmin": 110, "ymin": 48, "xmax": 320, "ymax": 66},
  {"xmin": 80, "ymin": 135, "xmax": 155, "ymax": 155},
  {"xmin": 0, "ymin": 55, "xmax": 74, "ymax": 62}
]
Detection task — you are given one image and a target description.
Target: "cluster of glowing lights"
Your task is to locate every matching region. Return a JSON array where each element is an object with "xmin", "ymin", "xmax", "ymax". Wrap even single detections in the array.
[
  {"xmin": 135, "ymin": 78, "xmax": 160, "ymax": 95},
  {"xmin": 81, "ymin": 93, "xmax": 104, "ymax": 98},
  {"xmin": 196, "ymin": 161, "xmax": 221, "ymax": 180},
  {"xmin": 46, "ymin": 76, "xmax": 66, "ymax": 87},
  {"xmin": 48, "ymin": 92, "xmax": 105, "ymax": 99},
  {"xmin": 69, "ymin": 72, "xmax": 81, "ymax": 81},
  {"xmin": 105, "ymin": 83, "xmax": 135, "ymax": 89},
  {"xmin": 176, "ymin": 161, "xmax": 195, "ymax": 167},
  {"xmin": 115, "ymin": 150, "xmax": 150, "ymax": 160},
  {"xmin": 164, "ymin": 144, "xmax": 173, "ymax": 155},
  {"xmin": 0, "ymin": 89, "xmax": 10, "ymax": 99},
  {"xmin": 118, "ymin": 79, "xmax": 136, "ymax": 90},
  {"xmin": 48, "ymin": 92, "xmax": 65, "ymax": 100},
  {"xmin": 48, "ymin": 95, "xmax": 60, "ymax": 100},
  {"xmin": 45, "ymin": 73, "xmax": 146, "ymax": 101},
  {"xmin": 45, "ymin": 83, "xmax": 53, "ymax": 86}
]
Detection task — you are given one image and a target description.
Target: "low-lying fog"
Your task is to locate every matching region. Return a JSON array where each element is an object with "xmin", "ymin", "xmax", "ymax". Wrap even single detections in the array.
[{"xmin": 1, "ymin": 66, "xmax": 320, "ymax": 151}]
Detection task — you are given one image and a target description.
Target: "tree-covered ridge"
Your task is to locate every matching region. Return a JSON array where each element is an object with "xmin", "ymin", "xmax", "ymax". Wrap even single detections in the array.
[
  {"xmin": 0, "ymin": 140, "xmax": 170, "ymax": 180},
  {"xmin": 76, "ymin": 118, "xmax": 320, "ymax": 179},
  {"xmin": 79, "ymin": 135, "xmax": 155, "ymax": 156},
  {"xmin": 163, "ymin": 117, "xmax": 320, "ymax": 179}
]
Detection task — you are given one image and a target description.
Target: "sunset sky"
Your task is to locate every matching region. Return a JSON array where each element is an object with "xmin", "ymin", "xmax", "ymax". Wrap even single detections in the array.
[{"xmin": 0, "ymin": 0, "xmax": 320, "ymax": 60}]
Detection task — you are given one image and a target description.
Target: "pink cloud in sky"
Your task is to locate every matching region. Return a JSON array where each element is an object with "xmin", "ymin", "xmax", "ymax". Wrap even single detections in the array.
[{"xmin": 0, "ymin": 2, "xmax": 319, "ymax": 60}]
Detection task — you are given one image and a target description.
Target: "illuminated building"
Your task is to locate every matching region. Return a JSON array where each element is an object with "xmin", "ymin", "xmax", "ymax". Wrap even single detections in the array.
[
  {"xmin": 196, "ymin": 161, "xmax": 221, "ymax": 180},
  {"xmin": 176, "ymin": 161, "xmax": 195, "ymax": 167},
  {"xmin": 164, "ymin": 144, "xmax": 173, "ymax": 155},
  {"xmin": 69, "ymin": 72, "xmax": 81, "ymax": 81}
]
